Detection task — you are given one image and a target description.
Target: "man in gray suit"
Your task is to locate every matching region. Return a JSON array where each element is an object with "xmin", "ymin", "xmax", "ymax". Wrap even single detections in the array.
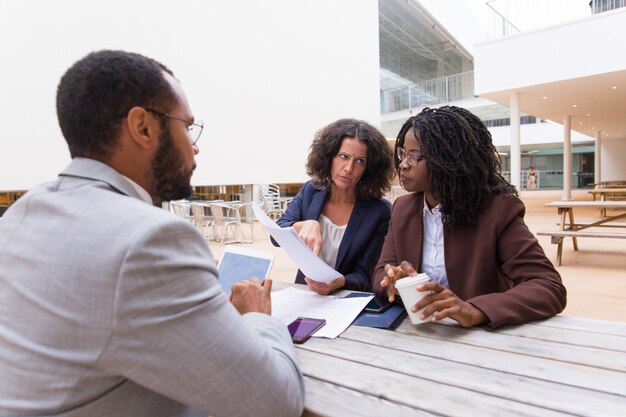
[{"xmin": 0, "ymin": 50, "xmax": 304, "ymax": 417}]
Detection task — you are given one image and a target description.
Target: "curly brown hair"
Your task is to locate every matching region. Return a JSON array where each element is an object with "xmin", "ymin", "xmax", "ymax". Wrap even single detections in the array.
[{"xmin": 306, "ymin": 118, "xmax": 395, "ymax": 200}]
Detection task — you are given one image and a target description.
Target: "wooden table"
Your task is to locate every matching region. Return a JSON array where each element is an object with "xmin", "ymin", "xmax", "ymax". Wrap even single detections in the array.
[
  {"xmin": 588, "ymin": 188, "xmax": 626, "ymax": 215},
  {"xmin": 295, "ymin": 315, "xmax": 626, "ymax": 416},
  {"xmin": 538, "ymin": 201, "xmax": 626, "ymax": 266}
]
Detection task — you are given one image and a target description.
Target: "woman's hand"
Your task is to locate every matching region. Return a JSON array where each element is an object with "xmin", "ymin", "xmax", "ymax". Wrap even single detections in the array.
[
  {"xmin": 413, "ymin": 281, "xmax": 487, "ymax": 328},
  {"xmin": 292, "ymin": 220, "xmax": 323, "ymax": 255},
  {"xmin": 304, "ymin": 276, "xmax": 345, "ymax": 295},
  {"xmin": 380, "ymin": 261, "xmax": 417, "ymax": 302}
]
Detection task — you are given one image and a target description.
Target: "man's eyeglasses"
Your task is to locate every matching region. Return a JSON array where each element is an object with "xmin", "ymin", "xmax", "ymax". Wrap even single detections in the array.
[
  {"xmin": 145, "ymin": 108, "xmax": 204, "ymax": 145},
  {"xmin": 396, "ymin": 147, "xmax": 423, "ymax": 167}
]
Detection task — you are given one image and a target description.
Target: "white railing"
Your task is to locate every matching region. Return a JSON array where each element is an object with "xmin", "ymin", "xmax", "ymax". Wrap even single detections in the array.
[
  {"xmin": 380, "ymin": 71, "xmax": 474, "ymax": 114},
  {"xmin": 501, "ymin": 170, "xmax": 595, "ymax": 189},
  {"xmin": 485, "ymin": 0, "xmax": 615, "ymax": 39}
]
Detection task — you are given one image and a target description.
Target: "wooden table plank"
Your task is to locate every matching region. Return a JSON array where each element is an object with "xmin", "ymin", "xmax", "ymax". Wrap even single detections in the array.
[
  {"xmin": 529, "ymin": 315, "xmax": 626, "ymax": 337},
  {"xmin": 302, "ymin": 377, "xmax": 435, "ymax": 417},
  {"xmin": 338, "ymin": 325, "xmax": 626, "ymax": 396},
  {"xmin": 544, "ymin": 201, "xmax": 626, "ymax": 208},
  {"xmin": 298, "ymin": 337, "xmax": 625, "ymax": 417},
  {"xmin": 390, "ymin": 321, "xmax": 626, "ymax": 373},
  {"xmin": 297, "ymin": 349, "xmax": 572, "ymax": 417},
  {"xmin": 475, "ymin": 319, "xmax": 626, "ymax": 353}
]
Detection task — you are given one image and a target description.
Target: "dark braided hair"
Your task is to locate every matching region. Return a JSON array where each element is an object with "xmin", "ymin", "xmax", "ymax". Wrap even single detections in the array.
[
  {"xmin": 395, "ymin": 106, "xmax": 516, "ymax": 227},
  {"xmin": 307, "ymin": 118, "xmax": 395, "ymax": 200}
]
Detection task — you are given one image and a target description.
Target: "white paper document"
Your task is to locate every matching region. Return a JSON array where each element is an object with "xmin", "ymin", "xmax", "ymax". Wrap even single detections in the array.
[
  {"xmin": 252, "ymin": 204, "xmax": 341, "ymax": 283},
  {"xmin": 271, "ymin": 287, "xmax": 373, "ymax": 339}
]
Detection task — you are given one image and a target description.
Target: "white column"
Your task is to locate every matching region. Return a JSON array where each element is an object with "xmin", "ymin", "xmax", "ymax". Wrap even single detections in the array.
[
  {"xmin": 594, "ymin": 130, "xmax": 602, "ymax": 186},
  {"xmin": 510, "ymin": 92, "xmax": 521, "ymax": 191},
  {"xmin": 563, "ymin": 116, "xmax": 572, "ymax": 200}
]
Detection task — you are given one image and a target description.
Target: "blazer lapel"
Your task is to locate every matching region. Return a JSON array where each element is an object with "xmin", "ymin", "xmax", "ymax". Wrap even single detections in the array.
[
  {"xmin": 335, "ymin": 199, "xmax": 368, "ymax": 269},
  {"xmin": 306, "ymin": 187, "xmax": 328, "ymax": 220}
]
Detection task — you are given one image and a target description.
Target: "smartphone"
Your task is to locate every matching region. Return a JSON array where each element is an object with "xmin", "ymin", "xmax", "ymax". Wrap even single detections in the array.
[
  {"xmin": 288, "ymin": 317, "xmax": 326, "ymax": 344},
  {"xmin": 344, "ymin": 292, "xmax": 392, "ymax": 314},
  {"xmin": 365, "ymin": 295, "xmax": 392, "ymax": 314}
]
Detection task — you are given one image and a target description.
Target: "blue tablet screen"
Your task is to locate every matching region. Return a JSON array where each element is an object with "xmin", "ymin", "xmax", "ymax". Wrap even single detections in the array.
[{"xmin": 217, "ymin": 252, "xmax": 272, "ymax": 293}]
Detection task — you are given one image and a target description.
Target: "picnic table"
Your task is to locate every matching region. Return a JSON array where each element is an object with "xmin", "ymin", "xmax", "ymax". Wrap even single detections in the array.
[
  {"xmin": 270, "ymin": 283, "xmax": 626, "ymax": 416},
  {"xmin": 537, "ymin": 200, "xmax": 626, "ymax": 266},
  {"xmin": 297, "ymin": 309, "xmax": 626, "ymax": 416}
]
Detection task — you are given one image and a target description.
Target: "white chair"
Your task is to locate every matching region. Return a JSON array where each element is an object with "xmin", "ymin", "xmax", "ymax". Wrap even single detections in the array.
[
  {"xmin": 260, "ymin": 184, "xmax": 286, "ymax": 220},
  {"xmin": 209, "ymin": 203, "xmax": 238, "ymax": 243},
  {"xmin": 170, "ymin": 200, "xmax": 194, "ymax": 223},
  {"xmin": 190, "ymin": 203, "xmax": 214, "ymax": 241}
]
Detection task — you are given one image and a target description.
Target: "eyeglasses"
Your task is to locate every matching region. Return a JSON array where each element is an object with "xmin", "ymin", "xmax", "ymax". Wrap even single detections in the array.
[
  {"xmin": 396, "ymin": 147, "xmax": 423, "ymax": 167},
  {"xmin": 145, "ymin": 108, "xmax": 204, "ymax": 145}
]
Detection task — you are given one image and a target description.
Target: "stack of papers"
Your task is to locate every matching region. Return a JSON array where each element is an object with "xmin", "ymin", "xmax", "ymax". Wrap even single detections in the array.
[{"xmin": 271, "ymin": 287, "xmax": 372, "ymax": 339}]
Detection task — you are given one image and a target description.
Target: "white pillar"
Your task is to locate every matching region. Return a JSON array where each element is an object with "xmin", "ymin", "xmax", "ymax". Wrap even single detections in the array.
[
  {"xmin": 563, "ymin": 116, "xmax": 572, "ymax": 200},
  {"xmin": 510, "ymin": 92, "xmax": 521, "ymax": 191},
  {"xmin": 594, "ymin": 130, "xmax": 602, "ymax": 186}
]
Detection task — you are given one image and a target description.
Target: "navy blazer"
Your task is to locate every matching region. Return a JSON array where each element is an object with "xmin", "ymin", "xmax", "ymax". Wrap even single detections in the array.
[{"xmin": 275, "ymin": 181, "xmax": 391, "ymax": 291}]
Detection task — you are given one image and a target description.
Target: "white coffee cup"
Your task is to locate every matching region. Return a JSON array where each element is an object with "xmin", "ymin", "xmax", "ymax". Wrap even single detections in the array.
[{"xmin": 395, "ymin": 273, "xmax": 431, "ymax": 324}]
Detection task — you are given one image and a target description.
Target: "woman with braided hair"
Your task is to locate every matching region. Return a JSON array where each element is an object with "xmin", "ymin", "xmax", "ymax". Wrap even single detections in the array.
[{"xmin": 372, "ymin": 106, "xmax": 566, "ymax": 330}]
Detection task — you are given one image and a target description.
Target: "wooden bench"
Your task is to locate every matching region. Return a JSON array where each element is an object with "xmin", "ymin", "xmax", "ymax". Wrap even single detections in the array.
[
  {"xmin": 558, "ymin": 221, "xmax": 626, "ymax": 229},
  {"xmin": 537, "ymin": 230, "xmax": 626, "ymax": 266}
]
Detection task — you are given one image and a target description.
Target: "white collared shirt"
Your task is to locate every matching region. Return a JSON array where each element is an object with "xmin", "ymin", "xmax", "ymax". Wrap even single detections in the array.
[
  {"xmin": 122, "ymin": 175, "xmax": 153, "ymax": 204},
  {"xmin": 422, "ymin": 195, "xmax": 448, "ymax": 287}
]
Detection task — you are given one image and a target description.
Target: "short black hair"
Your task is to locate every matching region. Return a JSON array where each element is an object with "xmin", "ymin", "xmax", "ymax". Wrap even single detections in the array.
[
  {"xmin": 395, "ymin": 106, "xmax": 516, "ymax": 227},
  {"xmin": 307, "ymin": 118, "xmax": 395, "ymax": 200},
  {"xmin": 56, "ymin": 50, "xmax": 176, "ymax": 159}
]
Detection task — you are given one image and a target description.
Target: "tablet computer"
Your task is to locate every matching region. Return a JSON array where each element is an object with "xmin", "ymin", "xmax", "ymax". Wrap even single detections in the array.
[{"xmin": 216, "ymin": 246, "xmax": 275, "ymax": 293}]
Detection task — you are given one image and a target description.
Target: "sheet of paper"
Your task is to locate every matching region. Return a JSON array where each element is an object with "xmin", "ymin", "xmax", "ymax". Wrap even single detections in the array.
[
  {"xmin": 271, "ymin": 287, "xmax": 373, "ymax": 339},
  {"xmin": 252, "ymin": 204, "xmax": 341, "ymax": 283}
]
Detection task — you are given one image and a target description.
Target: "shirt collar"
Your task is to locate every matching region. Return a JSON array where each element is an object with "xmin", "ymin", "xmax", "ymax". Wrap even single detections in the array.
[
  {"xmin": 121, "ymin": 175, "xmax": 153, "ymax": 204},
  {"xmin": 423, "ymin": 194, "xmax": 441, "ymax": 218}
]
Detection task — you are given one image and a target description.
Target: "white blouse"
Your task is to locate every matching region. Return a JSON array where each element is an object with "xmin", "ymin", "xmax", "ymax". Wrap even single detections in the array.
[{"xmin": 318, "ymin": 214, "xmax": 347, "ymax": 269}]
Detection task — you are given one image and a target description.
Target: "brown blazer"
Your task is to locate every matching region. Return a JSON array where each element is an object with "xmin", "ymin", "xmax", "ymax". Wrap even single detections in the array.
[{"xmin": 373, "ymin": 192, "xmax": 566, "ymax": 329}]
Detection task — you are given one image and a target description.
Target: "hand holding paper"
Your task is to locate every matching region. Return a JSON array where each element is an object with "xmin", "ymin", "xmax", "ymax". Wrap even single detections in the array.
[{"xmin": 253, "ymin": 204, "xmax": 341, "ymax": 283}]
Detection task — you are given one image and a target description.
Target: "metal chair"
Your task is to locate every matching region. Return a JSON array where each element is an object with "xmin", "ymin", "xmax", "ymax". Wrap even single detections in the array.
[
  {"xmin": 260, "ymin": 184, "xmax": 286, "ymax": 220},
  {"xmin": 209, "ymin": 203, "xmax": 238, "ymax": 243},
  {"xmin": 190, "ymin": 203, "xmax": 214, "ymax": 241}
]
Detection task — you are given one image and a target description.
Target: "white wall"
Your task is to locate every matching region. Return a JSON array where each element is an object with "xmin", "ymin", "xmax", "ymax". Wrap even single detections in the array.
[
  {"xmin": 474, "ymin": 8, "xmax": 626, "ymax": 93},
  {"xmin": 602, "ymin": 138, "xmax": 626, "ymax": 181},
  {"xmin": 0, "ymin": 0, "xmax": 381, "ymax": 189}
]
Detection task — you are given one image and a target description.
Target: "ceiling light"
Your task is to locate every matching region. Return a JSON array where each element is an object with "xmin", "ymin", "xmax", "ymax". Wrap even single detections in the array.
[
  {"xmin": 579, "ymin": 122, "xmax": 583, "ymax": 125},
  {"xmin": 586, "ymin": 113, "xmax": 591, "ymax": 117},
  {"xmin": 542, "ymin": 96, "xmax": 548, "ymax": 100},
  {"xmin": 572, "ymin": 104, "xmax": 577, "ymax": 108},
  {"xmin": 612, "ymin": 86, "xmax": 618, "ymax": 90},
  {"xmin": 592, "ymin": 127, "xmax": 596, "ymax": 129}
]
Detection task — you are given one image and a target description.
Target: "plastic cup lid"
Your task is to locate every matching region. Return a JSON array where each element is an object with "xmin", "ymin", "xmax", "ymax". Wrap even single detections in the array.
[{"xmin": 395, "ymin": 273, "xmax": 430, "ymax": 288}]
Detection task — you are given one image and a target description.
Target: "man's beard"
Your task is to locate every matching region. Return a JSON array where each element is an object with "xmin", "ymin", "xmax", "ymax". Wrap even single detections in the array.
[{"xmin": 151, "ymin": 126, "xmax": 195, "ymax": 203}]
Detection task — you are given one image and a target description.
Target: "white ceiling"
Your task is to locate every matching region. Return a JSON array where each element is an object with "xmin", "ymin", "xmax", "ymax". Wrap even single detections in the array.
[{"xmin": 479, "ymin": 69, "xmax": 626, "ymax": 141}]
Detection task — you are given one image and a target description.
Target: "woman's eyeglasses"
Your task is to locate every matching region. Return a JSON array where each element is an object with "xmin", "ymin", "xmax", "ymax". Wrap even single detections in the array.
[{"xmin": 396, "ymin": 147, "xmax": 423, "ymax": 166}]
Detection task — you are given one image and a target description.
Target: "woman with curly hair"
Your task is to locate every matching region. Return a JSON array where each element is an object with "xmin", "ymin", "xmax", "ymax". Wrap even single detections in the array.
[
  {"xmin": 276, "ymin": 118, "xmax": 395, "ymax": 294},
  {"xmin": 372, "ymin": 106, "xmax": 566, "ymax": 329}
]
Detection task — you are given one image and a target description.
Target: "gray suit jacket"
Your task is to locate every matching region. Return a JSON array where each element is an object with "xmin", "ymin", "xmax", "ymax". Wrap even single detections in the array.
[{"xmin": 0, "ymin": 158, "xmax": 304, "ymax": 417}]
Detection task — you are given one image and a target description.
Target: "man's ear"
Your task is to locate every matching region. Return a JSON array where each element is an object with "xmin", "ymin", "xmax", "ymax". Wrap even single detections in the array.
[{"xmin": 125, "ymin": 106, "xmax": 159, "ymax": 150}]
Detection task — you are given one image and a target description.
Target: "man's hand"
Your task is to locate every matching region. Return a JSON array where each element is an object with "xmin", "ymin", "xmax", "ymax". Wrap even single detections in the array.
[
  {"xmin": 412, "ymin": 281, "xmax": 487, "ymax": 328},
  {"xmin": 292, "ymin": 220, "xmax": 322, "ymax": 255},
  {"xmin": 380, "ymin": 261, "xmax": 417, "ymax": 302},
  {"xmin": 304, "ymin": 276, "xmax": 345, "ymax": 295},
  {"xmin": 229, "ymin": 277, "xmax": 272, "ymax": 315}
]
